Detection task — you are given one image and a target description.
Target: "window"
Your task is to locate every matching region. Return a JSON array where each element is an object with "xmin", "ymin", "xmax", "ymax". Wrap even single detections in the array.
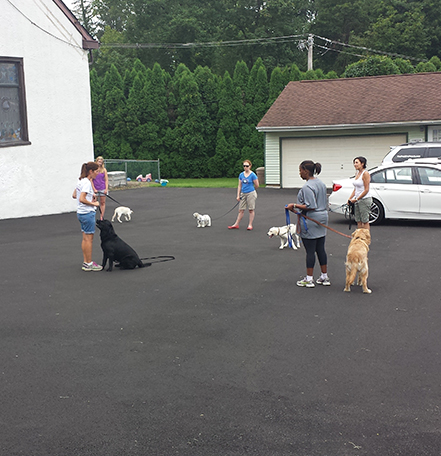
[
  {"xmin": 371, "ymin": 171, "xmax": 386, "ymax": 183},
  {"xmin": 0, "ymin": 57, "xmax": 29, "ymax": 147},
  {"xmin": 418, "ymin": 167, "xmax": 441, "ymax": 186},
  {"xmin": 426, "ymin": 147, "xmax": 441, "ymax": 158},
  {"xmin": 393, "ymin": 147, "xmax": 425, "ymax": 162},
  {"xmin": 385, "ymin": 167, "xmax": 414, "ymax": 184}
]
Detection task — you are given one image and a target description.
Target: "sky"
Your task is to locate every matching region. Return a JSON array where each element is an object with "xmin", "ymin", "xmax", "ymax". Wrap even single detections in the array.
[{"xmin": 63, "ymin": 0, "xmax": 75, "ymax": 11}]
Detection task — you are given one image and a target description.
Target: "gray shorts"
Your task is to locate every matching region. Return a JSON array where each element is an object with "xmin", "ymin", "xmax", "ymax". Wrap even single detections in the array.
[
  {"xmin": 239, "ymin": 191, "xmax": 257, "ymax": 211},
  {"xmin": 354, "ymin": 197, "xmax": 372, "ymax": 224}
]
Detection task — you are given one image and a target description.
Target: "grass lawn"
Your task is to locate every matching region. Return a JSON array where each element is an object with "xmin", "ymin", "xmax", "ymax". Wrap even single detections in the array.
[{"xmin": 114, "ymin": 178, "xmax": 263, "ymax": 190}]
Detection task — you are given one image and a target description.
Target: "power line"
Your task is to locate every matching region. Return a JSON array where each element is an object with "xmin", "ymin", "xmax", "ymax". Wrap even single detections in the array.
[
  {"xmin": 6, "ymin": 0, "xmax": 83, "ymax": 50},
  {"xmin": 101, "ymin": 34, "xmax": 308, "ymax": 49},
  {"xmin": 313, "ymin": 34, "xmax": 428, "ymax": 63}
]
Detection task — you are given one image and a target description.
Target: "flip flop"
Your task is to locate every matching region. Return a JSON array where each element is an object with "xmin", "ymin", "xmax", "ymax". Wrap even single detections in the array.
[
  {"xmin": 247, "ymin": 227, "xmax": 253, "ymax": 230},
  {"xmin": 228, "ymin": 225, "xmax": 239, "ymax": 229}
]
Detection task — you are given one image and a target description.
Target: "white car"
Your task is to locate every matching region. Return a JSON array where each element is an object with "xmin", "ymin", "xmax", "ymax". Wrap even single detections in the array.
[
  {"xmin": 328, "ymin": 160, "xmax": 441, "ymax": 225},
  {"xmin": 382, "ymin": 142, "xmax": 441, "ymax": 164}
]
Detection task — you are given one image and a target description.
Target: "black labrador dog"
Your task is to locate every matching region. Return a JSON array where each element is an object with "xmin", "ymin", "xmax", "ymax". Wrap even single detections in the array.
[{"xmin": 96, "ymin": 219, "xmax": 150, "ymax": 271}]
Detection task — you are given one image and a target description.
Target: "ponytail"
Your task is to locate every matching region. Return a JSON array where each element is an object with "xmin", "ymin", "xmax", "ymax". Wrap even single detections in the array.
[
  {"xmin": 300, "ymin": 160, "xmax": 322, "ymax": 176},
  {"xmin": 79, "ymin": 161, "xmax": 99, "ymax": 179}
]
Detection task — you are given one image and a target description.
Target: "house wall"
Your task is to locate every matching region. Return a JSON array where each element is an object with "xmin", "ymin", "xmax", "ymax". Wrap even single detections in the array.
[
  {"xmin": 264, "ymin": 126, "xmax": 425, "ymax": 187},
  {"xmin": 0, "ymin": 0, "xmax": 94, "ymax": 220}
]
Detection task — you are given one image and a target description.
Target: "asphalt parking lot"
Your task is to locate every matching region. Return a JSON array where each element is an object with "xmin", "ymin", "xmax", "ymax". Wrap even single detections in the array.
[{"xmin": 1, "ymin": 186, "xmax": 441, "ymax": 456}]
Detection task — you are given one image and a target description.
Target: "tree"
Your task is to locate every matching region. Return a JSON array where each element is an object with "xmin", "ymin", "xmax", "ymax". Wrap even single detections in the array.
[
  {"xmin": 343, "ymin": 56, "xmax": 401, "ymax": 78},
  {"xmin": 101, "ymin": 64, "xmax": 129, "ymax": 158},
  {"xmin": 360, "ymin": 1, "xmax": 429, "ymax": 60},
  {"xmin": 169, "ymin": 71, "xmax": 209, "ymax": 177},
  {"xmin": 194, "ymin": 66, "xmax": 220, "ymax": 157},
  {"xmin": 217, "ymin": 71, "xmax": 242, "ymax": 168},
  {"xmin": 311, "ymin": 0, "xmax": 372, "ymax": 73},
  {"xmin": 268, "ymin": 67, "xmax": 286, "ymax": 106},
  {"xmin": 71, "ymin": 0, "xmax": 97, "ymax": 36},
  {"xmin": 90, "ymin": 69, "xmax": 104, "ymax": 155},
  {"xmin": 135, "ymin": 63, "xmax": 169, "ymax": 159}
]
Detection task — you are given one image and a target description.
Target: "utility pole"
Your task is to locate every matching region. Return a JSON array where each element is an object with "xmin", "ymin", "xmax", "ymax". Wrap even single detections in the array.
[{"xmin": 307, "ymin": 34, "xmax": 314, "ymax": 71}]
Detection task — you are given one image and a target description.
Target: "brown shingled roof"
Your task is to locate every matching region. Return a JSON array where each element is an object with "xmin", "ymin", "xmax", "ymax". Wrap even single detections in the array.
[{"xmin": 257, "ymin": 72, "xmax": 441, "ymax": 131}]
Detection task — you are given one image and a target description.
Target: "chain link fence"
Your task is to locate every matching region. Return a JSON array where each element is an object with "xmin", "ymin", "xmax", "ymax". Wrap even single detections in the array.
[{"xmin": 104, "ymin": 159, "xmax": 161, "ymax": 181}]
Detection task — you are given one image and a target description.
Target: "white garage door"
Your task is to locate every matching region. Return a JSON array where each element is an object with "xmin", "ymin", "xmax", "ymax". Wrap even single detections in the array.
[{"xmin": 281, "ymin": 134, "xmax": 407, "ymax": 188}]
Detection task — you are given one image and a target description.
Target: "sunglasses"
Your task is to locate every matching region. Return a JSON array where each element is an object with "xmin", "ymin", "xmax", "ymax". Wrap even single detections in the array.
[{"xmin": 243, "ymin": 164, "xmax": 250, "ymax": 167}]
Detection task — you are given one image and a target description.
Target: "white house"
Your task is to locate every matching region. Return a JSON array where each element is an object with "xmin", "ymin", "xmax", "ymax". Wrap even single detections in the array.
[{"xmin": 0, "ymin": 0, "xmax": 98, "ymax": 219}]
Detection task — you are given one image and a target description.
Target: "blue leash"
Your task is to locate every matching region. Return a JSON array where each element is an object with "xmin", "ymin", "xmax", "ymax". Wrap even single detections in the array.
[
  {"xmin": 285, "ymin": 206, "xmax": 307, "ymax": 248},
  {"xmin": 285, "ymin": 207, "xmax": 293, "ymax": 248}
]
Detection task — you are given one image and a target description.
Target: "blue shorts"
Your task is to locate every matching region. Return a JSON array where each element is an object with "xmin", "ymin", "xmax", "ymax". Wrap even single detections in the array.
[{"xmin": 77, "ymin": 211, "xmax": 96, "ymax": 234}]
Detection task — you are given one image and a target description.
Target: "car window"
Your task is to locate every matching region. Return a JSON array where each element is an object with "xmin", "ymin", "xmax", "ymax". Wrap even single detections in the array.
[
  {"xmin": 417, "ymin": 167, "xmax": 441, "ymax": 185},
  {"xmin": 393, "ymin": 147, "xmax": 425, "ymax": 162},
  {"xmin": 371, "ymin": 170, "xmax": 386, "ymax": 183},
  {"xmin": 426, "ymin": 147, "xmax": 441, "ymax": 158},
  {"xmin": 385, "ymin": 167, "xmax": 414, "ymax": 184}
]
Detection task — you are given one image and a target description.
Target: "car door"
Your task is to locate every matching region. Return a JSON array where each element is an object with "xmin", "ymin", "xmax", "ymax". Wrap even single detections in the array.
[
  {"xmin": 370, "ymin": 167, "xmax": 419, "ymax": 217},
  {"xmin": 416, "ymin": 167, "xmax": 441, "ymax": 217}
]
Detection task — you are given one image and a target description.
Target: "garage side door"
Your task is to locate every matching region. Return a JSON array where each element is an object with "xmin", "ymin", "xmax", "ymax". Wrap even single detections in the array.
[{"xmin": 281, "ymin": 134, "xmax": 407, "ymax": 188}]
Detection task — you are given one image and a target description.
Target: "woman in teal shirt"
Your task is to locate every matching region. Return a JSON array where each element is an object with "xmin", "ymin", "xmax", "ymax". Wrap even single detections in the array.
[{"xmin": 228, "ymin": 159, "xmax": 259, "ymax": 231}]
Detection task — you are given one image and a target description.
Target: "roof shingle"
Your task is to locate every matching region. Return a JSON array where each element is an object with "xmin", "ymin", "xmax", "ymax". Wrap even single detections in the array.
[{"xmin": 257, "ymin": 72, "xmax": 441, "ymax": 130}]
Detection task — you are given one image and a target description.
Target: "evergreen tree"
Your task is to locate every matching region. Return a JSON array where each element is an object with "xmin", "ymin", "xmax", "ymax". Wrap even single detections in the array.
[
  {"xmin": 217, "ymin": 71, "xmax": 242, "ymax": 174},
  {"xmin": 90, "ymin": 68, "xmax": 104, "ymax": 157},
  {"xmin": 194, "ymin": 66, "xmax": 219, "ymax": 157},
  {"xmin": 101, "ymin": 64, "xmax": 129, "ymax": 158},
  {"xmin": 289, "ymin": 63, "xmax": 302, "ymax": 81},
  {"xmin": 136, "ymin": 63, "xmax": 169, "ymax": 159},
  {"xmin": 268, "ymin": 67, "xmax": 286, "ymax": 106},
  {"xmin": 125, "ymin": 74, "xmax": 143, "ymax": 154},
  {"xmin": 170, "ymin": 72, "xmax": 209, "ymax": 178}
]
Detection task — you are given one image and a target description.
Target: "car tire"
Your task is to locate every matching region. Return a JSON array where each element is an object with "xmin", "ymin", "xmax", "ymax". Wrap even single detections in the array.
[{"xmin": 369, "ymin": 198, "xmax": 384, "ymax": 225}]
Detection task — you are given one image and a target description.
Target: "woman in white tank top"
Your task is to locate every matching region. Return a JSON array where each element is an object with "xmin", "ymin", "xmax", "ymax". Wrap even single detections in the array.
[{"xmin": 348, "ymin": 156, "xmax": 372, "ymax": 230}]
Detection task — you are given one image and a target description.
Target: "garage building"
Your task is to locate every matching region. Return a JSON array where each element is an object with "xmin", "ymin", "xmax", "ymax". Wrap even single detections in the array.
[{"xmin": 257, "ymin": 73, "xmax": 441, "ymax": 188}]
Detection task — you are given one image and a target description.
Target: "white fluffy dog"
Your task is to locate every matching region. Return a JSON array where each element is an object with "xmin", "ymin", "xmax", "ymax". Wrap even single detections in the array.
[
  {"xmin": 267, "ymin": 224, "xmax": 300, "ymax": 250},
  {"xmin": 193, "ymin": 212, "xmax": 211, "ymax": 228},
  {"xmin": 111, "ymin": 206, "xmax": 133, "ymax": 223}
]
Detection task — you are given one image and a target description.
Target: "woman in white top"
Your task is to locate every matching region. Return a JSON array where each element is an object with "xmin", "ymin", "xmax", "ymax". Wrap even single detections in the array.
[
  {"xmin": 348, "ymin": 156, "xmax": 372, "ymax": 230},
  {"xmin": 72, "ymin": 162, "xmax": 102, "ymax": 271}
]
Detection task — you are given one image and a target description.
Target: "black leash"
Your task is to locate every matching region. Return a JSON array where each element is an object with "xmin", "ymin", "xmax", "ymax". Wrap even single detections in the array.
[
  {"xmin": 139, "ymin": 255, "xmax": 175, "ymax": 264},
  {"xmin": 345, "ymin": 202, "xmax": 356, "ymax": 231},
  {"xmin": 328, "ymin": 203, "xmax": 356, "ymax": 231},
  {"xmin": 212, "ymin": 199, "xmax": 241, "ymax": 221},
  {"xmin": 96, "ymin": 191, "xmax": 123, "ymax": 206}
]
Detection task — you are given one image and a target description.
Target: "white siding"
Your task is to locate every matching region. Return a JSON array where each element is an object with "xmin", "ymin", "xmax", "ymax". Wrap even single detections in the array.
[
  {"xmin": 0, "ymin": 0, "xmax": 95, "ymax": 219},
  {"xmin": 263, "ymin": 127, "xmax": 424, "ymax": 187},
  {"xmin": 281, "ymin": 134, "xmax": 407, "ymax": 188}
]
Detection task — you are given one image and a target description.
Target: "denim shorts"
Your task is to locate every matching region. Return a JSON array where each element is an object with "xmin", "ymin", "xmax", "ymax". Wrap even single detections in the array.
[{"xmin": 77, "ymin": 211, "xmax": 96, "ymax": 234}]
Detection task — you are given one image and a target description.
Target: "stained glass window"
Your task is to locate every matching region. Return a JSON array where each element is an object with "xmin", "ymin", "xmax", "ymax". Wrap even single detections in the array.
[{"xmin": 0, "ymin": 58, "xmax": 29, "ymax": 146}]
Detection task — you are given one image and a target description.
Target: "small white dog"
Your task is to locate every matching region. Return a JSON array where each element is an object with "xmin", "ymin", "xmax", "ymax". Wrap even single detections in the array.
[
  {"xmin": 111, "ymin": 206, "xmax": 133, "ymax": 223},
  {"xmin": 267, "ymin": 224, "xmax": 300, "ymax": 250},
  {"xmin": 193, "ymin": 212, "xmax": 211, "ymax": 228}
]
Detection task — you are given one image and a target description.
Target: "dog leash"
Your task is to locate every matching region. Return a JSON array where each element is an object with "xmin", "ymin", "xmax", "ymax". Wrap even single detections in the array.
[
  {"xmin": 287, "ymin": 207, "xmax": 352, "ymax": 239},
  {"xmin": 211, "ymin": 199, "xmax": 241, "ymax": 221},
  {"xmin": 139, "ymin": 255, "xmax": 175, "ymax": 264},
  {"xmin": 329, "ymin": 203, "xmax": 356, "ymax": 231},
  {"xmin": 285, "ymin": 207, "xmax": 295, "ymax": 248},
  {"xmin": 96, "ymin": 191, "xmax": 124, "ymax": 206}
]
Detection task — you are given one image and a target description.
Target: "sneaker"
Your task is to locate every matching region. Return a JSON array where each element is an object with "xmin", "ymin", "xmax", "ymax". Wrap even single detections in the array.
[
  {"xmin": 296, "ymin": 277, "xmax": 315, "ymax": 288},
  {"xmin": 82, "ymin": 262, "xmax": 103, "ymax": 271},
  {"xmin": 316, "ymin": 276, "xmax": 331, "ymax": 286}
]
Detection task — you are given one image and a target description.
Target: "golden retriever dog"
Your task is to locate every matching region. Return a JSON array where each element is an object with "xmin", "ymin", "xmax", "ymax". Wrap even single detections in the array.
[{"xmin": 344, "ymin": 228, "xmax": 372, "ymax": 294}]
